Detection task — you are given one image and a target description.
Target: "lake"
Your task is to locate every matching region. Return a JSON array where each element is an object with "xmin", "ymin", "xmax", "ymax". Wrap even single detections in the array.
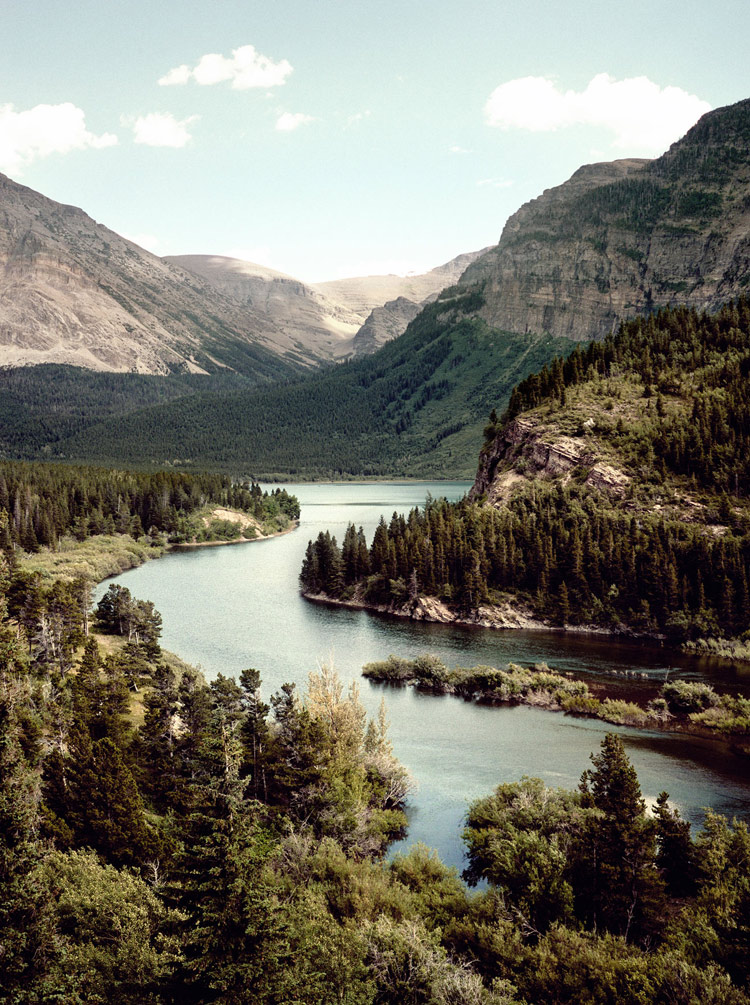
[{"xmin": 96, "ymin": 481, "xmax": 750, "ymax": 871}]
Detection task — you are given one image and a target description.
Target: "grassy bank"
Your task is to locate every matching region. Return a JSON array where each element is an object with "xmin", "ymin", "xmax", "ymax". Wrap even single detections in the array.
[{"xmin": 362, "ymin": 654, "xmax": 750, "ymax": 745}]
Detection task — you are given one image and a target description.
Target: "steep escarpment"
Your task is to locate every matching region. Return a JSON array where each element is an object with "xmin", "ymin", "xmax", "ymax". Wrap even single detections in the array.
[
  {"xmin": 459, "ymin": 98, "xmax": 750, "ymax": 341},
  {"xmin": 0, "ymin": 173, "xmax": 302, "ymax": 378}
]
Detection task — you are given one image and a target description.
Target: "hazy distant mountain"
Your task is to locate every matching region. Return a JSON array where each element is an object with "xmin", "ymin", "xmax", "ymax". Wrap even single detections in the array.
[
  {"xmin": 315, "ymin": 249, "xmax": 490, "ymax": 323},
  {"xmin": 168, "ymin": 249, "xmax": 491, "ymax": 361},
  {"xmin": 164, "ymin": 255, "xmax": 362, "ymax": 362},
  {"xmin": 0, "ymin": 173, "xmax": 302, "ymax": 379},
  {"xmin": 459, "ymin": 98, "xmax": 750, "ymax": 340}
]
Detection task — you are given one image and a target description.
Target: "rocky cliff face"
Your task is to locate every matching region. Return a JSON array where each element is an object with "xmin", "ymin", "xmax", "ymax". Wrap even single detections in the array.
[
  {"xmin": 460, "ymin": 99, "xmax": 750, "ymax": 341},
  {"xmin": 350, "ymin": 296, "xmax": 427, "ymax": 355},
  {"xmin": 471, "ymin": 416, "xmax": 630, "ymax": 509},
  {"xmin": 0, "ymin": 174, "xmax": 304, "ymax": 377}
]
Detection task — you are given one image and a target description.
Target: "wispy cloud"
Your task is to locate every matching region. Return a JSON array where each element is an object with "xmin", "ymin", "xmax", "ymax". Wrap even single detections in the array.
[
  {"xmin": 275, "ymin": 112, "xmax": 315, "ymax": 132},
  {"xmin": 159, "ymin": 44, "xmax": 292, "ymax": 90},
  {"xmin": 484, "ymin": 73, "xmax": 711, "ymax": 153},
  {"xmin": 0, "ymin": 102, "xmax": 117, "ymax": 175},
  {"xmin": 449, "ymin": 145, "xmax": 472, "ymax": 154},
  {"xmin": 129, "ymin": 112, "xmax": 198, "ymax": 148},
  {"xmin": 477, "ymin": 177, "xmax": 514, "ymax": 189}
]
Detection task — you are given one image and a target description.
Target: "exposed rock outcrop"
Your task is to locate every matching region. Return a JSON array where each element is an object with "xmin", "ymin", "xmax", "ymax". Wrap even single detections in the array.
[
  {"xmin": 351, "ymin": 296, "xmax": 425, "ymax": 355},
  {"xmin": 471, "ymin": 417, "xmax": 630, "ymax": 507},
  {"xmin": 459, "ymin": 99, "xmax": 750, "ymax": 342}
]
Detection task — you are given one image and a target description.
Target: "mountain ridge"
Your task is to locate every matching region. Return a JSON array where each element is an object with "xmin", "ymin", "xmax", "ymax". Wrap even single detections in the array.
[
  {"xmin": 0, "ymin": 173, "xmax": 304, "ymax": 380},
  {"xmin": 458, "ymin": 98, "xmax": 750, "ymax": 341}
]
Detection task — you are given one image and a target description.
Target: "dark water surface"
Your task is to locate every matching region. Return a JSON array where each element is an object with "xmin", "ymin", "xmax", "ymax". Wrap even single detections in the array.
[{"xmin": 96, "ymin": 482, "xmax": 750, "ymax": 870}]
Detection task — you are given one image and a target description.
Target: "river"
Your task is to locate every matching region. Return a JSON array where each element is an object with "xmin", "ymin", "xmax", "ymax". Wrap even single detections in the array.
[{"xmin": 96, "ymin": 482, "xmax": 750, "ymax": 871}]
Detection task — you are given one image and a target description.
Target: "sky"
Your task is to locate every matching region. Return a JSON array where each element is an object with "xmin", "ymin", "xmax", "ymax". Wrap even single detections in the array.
[{"xmin": 1, "ymin": 0, "xmax": 749, "ymax": 283}]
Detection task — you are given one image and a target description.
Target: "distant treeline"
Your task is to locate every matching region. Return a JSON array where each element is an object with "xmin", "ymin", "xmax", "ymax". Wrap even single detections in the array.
[{"xmin": 0, "ymin": 460, "xmax": 299, "ymax": 550}]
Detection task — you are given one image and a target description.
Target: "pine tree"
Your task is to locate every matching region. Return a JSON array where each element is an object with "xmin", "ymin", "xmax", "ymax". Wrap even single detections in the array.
[{"xmin": 578, "ymin": 734, "xmax": 664, "ymax": 941}]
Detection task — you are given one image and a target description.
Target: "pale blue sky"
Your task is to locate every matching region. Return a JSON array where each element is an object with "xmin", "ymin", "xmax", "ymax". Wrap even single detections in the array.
[{"xmin": 2, "ymin": 0, "xmax": 749, "ymax": 280}]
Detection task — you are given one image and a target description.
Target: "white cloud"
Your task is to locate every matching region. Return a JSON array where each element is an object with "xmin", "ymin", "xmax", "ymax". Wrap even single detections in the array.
[
  {"xmin": 477, "ymin": 177, "xmax": 514, "ymax": 189},
  {"xmin": 275, "ymin": 112, "xmax": 315, "ymax": 132},
  {"xmin": 484, "ymin": 73, "xmax": 711, "ymax": 153},
  {"xmin": 158, "ymin": 64, "xmax": 191, "ymax": 87},
  {"xmin": 449, "ymin": 145, "xmax": 472, "ymax": 154},
  {"xmin": 159, "ymin": 44, "xmax": 292, "ymax": 90},
  {"xmin": 0, "ymin": 102, "xmax": 117, "ymax": 175},
  {"xmin": 130, "ymin": 113, "xmax": 198, "ymax": 148}
]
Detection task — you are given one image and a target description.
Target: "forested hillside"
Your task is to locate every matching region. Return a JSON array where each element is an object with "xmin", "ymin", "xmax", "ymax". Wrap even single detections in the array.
[
  {"xmin": 0, "ymin": 365, "xmax": 254, "ymax": 458},
  {"xmin": 300, "ymin": 299, "xmax": 750, "ymax": 652},
  {"xmin": 2, "ymin": 517, "xmax": 750, "ymax": 1003},
  {"xmin": 35, "ymin": 286, "xmax": 574, "ymax": 478}
]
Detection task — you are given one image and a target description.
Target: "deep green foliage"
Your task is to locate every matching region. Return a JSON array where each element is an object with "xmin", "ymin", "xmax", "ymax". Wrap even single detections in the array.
[
  {"xmin": 302, "ymin": 301, "xmax": 750, "ymax": 643},
  {"xmin": 3, "ymin": 511, "xmax": 750, "ymax": 1002},
  {"xmin": 505, "ymin": 297, "xmax": 750, "ymax": 495},
  {"xmin": 301, "ymin": 486, "xmax": 750, "ymax": 640},
  {"xmin": 0, "ymin": 459, "xmax": 299, "ymax": 551},
  {"xmin": 24, "ymin": 287, "xmax": 574, "ymax": 478}
]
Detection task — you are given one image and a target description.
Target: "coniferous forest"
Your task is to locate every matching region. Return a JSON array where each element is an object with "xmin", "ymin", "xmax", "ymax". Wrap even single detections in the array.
[
  {"xmin": 3, "ymin": 540, "xmax": 750, "ymax": 1004},
  {"xmin": 301, "ymin": 300, "xmax": 750, "ymax": 651},
  {"xmin": 4, "ymin": 308, "xmax": 750, "ymax": 1001}
]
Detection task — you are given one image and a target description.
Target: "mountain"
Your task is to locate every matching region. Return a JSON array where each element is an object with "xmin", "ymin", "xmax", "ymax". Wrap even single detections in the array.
[
  {"xmin": 0, "ymin": 173, "xmax": 304, "ymax": 379},
  {"xmin": 44, "ymin": 286, "xmax": 574, "ymax": 477},
  {"xmin": 315, "ymin": 250, "xmax": 488, "ymax": 318},
  {"xmin": 164, "ymin": 250, "xmax": 492, "ymax": 363},
  {"xmin": 350, "ymin": 296, "xmax": 428, "ymax": 355},
  {"xmin": 6, "ymin": 100, "xmax": 750, "ymax": 478},
  {"xmin": 305, "ymin": 298, "xmax": 750, "ymax": 651},
  {"xmin": 459, "ymin": 98, "xmax": 750, "ymax": 341},
  {"xmin": 163, "ymin": 255, "xmax": 362, "ymax": 363}
]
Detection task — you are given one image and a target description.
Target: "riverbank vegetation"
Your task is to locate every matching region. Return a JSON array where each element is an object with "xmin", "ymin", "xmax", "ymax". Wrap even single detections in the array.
[
  {"xmin": 3, "ymin": 539, "xmax": 749, "ymax": 1003},
  {"xmin": 362, "ymin": 653, "xmax": 750, "ymax": 739},
  {"xmin": 0, "ymin": 460, "xmax": 299, "ymax": 553},
  {"xmin": 300, "ymin": 300, "xmax": 750, "ymax": 652}
]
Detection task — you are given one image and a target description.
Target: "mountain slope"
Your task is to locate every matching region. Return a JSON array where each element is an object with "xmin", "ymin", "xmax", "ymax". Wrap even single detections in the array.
[
  {"xmin": 164, "ymin": 255, "xmax": 363, "ymax": 363},
  {"xmin": 48, "ymin": 285, "xmax": 574, "ymax": 477},
  {"xmin": 0, "ymin": 173, "xmax": 303, "ymax": 379},
  {"xmin": 459, "ymin": 98, "xmax": 750, "ymax": 341},
  {"xmin": 313, "ymin": 249, "xmax": 489, "ymax": 337},
  {"xmin": 304, "ymin": 298, "xmax": 750, "ymax": 652}
]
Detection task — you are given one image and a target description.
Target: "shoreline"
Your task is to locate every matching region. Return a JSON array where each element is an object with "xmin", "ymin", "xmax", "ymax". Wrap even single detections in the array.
[
  {"xmin": 19, "ymin": 518, "xmax": 300, "ymax": 587},
  {"xmin": 302, "ymin": 589, "xmax": 750, "ymax": 665},
  {"xmin": 303, "ymin": 589, "xmax": 750, "ymax": 753},
  {"xmin": 169, "ymin": 519, "xmax": 299, "ymax": 551},
  {"xmin": 365, "ymin": 669, "xmax": 750, "ymax": 758},
  {"xmin": 302, "ymin": 589, "xmax": 645, "ymax": 640}
]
